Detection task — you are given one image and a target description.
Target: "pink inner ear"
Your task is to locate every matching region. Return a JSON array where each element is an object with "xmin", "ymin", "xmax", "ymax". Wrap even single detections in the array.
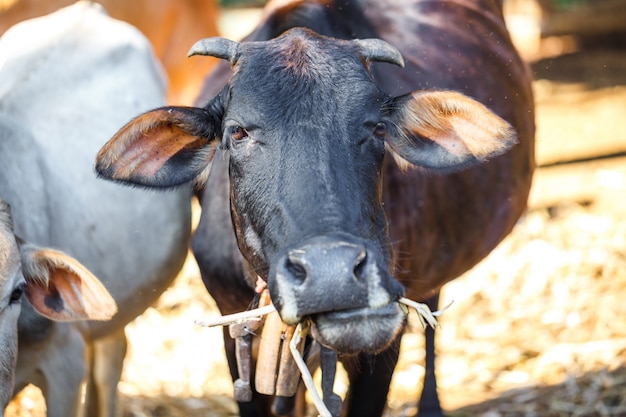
[
  {"xmin": 116, "ymin": 126, "xmax": 182, "ymax": 178},
  {"xmin": 25, "ymin": 249, "xmax": 117, "ymax": 322},
  {"xmin": 425, "ymin": 120, "xmax": 472, "ymax": 157},
  {"xmin": 97, "ymin": 109, "xmax": 207, "ymax": 182},
  {"xmin": 26, "ymin": 272, "xmax": 80, "ymax": 321},
  {"xmin": 403, "ymin": 90, "xmax": 516, "ymax": 159},
  {"xmin": 447, "ymin": 113, "xmax": 514, "ymax": 158}
]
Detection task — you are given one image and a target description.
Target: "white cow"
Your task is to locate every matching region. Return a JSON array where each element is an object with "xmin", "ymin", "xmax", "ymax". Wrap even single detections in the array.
[{"xmin": 0, "ymin": 2, "xmax": 192, "ymax": 416}]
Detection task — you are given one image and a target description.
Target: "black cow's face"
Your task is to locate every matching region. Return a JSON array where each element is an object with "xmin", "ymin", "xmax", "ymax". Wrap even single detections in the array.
[
  {"xmin": 221, "ymin": 30, "xmax": 405, "ymax": 352},
  {"xmin": 95, "ymin": 28, "xmax": 516, "ymax": 354}
]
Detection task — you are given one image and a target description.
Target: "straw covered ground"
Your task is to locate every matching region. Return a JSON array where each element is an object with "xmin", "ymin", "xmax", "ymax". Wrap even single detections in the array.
[{"xmin": 9, "ymin": 191, "xmax": 626, "ymax": 417}]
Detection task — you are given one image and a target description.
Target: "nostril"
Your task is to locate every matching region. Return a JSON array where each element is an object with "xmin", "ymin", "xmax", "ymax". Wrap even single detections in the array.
[
  {"xmin": 286, "ymin": 254, "xmax": 308, "ymax": 285},
  {"xmin": 353, "ymin": 250, "xmax": 367, "ymax": 281}
]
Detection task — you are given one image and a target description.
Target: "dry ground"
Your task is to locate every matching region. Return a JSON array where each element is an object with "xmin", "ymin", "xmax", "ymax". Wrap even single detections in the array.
[{"xmin": 6, "ymin": 9, "xmax": 626, "ymax": 417}]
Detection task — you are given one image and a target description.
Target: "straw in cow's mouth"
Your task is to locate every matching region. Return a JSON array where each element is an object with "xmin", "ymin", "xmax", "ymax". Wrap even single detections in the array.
[
  {"xmin": 195, "ymin": 297, "xmax": 445, "ymax": 329},
  {"xmin": 195, "ymin": 295, "xmax": 446, "ymax": 417}
]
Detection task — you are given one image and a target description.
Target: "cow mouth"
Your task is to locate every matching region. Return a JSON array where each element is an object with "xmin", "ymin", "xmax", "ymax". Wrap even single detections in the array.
[{"xmin": 309, "ymin": 302, "xmax": 406, "ymax": 354}]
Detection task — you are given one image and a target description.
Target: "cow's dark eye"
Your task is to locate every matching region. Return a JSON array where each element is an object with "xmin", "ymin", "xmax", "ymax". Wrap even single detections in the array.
[
  {"xmin": 231, "ymin": 126, "xmax": 248, "ymax": 141},
  {"xmin": 10, "ymin": 282, "xmax": 26, "ymax": 304},
  {"xmin": 373, "ymin": 122, "xmax": 387, "ymax": 139}
]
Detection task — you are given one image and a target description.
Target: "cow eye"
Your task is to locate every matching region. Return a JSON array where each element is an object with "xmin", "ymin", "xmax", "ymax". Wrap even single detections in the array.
[
  {"xmin": 373, "ymin": 122, "xmax": 387, "ymax": 139},
  {"xmin": 231, "ymin": 126, "xmax": 248, "ymax": 141},
  {"xmin": 10, "ymin": 282, "xmax": 26, "ymax": 304}
]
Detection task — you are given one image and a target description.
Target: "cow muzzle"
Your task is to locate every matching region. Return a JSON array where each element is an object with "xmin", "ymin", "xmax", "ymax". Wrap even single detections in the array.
[{"xmin": 268, "ymin": 234, "xmax": 405, "ymax": 353}]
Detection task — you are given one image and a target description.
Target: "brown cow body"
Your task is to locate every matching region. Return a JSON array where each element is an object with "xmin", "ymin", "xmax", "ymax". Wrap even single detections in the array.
[{"xmin": 375, "ymin": 1, "xmax": 535, "ymax": 298}]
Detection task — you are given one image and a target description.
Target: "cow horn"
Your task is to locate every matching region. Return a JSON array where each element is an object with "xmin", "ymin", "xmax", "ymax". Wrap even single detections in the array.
[
  {"xmin": 187, "ymin": 37, "xmax": 241, "ymax": 66},
  {"xmin": 353, "ymin": 38, "xmax": 405, "ymax": 68}
]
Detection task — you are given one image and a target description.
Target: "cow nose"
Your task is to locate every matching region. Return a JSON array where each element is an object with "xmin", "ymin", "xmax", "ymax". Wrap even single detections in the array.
[
  {"xmin": 270, "ymin": 235, "xmax": 380, "ymax": 323},
  {"xmin": 285, "ymin": 242, "xmax": 367, "ymax": 286}
]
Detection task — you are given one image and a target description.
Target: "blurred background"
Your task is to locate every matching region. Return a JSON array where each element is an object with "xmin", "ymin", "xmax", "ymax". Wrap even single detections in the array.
[{"xmin": 2, "ymin": 0, "xmax": 626, "ymax": 415}]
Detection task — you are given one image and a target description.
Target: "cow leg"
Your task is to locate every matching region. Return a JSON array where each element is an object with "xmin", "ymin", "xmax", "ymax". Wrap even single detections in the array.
[
  {"xmin": 416, "ymin": 293, "xmax": 443, "ymax": 417},
  {"xmin": 341, "ymin": 334, "xmax": 401, "ymax": 417},
  {"xmin": 36, "ymin": 325, "xmax": 87, "ymax": 417},
  {"xmin": 83, "ymin": 328, "xmax": 127, "ymax": 417},
  {"xmin": 95, "ymin": 335, "xmax": 122, "ymax": 417}
]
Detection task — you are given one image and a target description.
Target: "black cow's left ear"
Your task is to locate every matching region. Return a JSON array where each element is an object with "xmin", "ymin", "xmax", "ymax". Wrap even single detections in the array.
[
  {"xmin": 95, "ymin": 105, "xmax": 221, "ymax": 189},
  {"xmin": 385, "ymin": 90, "xmax": 517, "ymax": 172}
]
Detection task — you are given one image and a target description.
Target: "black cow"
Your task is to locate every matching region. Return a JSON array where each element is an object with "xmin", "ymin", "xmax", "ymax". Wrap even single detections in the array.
[{"xmin": 96, "ymin": 1, "xmax": 535, "ymax": 416}]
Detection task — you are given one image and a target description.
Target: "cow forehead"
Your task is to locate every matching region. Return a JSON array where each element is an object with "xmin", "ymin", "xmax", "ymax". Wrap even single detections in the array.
[
  {"xmin": 229, "ymin": 32, "xmax": 381, "ymax": 118},
  {"xmin": 241, "ymin": 29, "xmax": 360, "ymax": 77}
]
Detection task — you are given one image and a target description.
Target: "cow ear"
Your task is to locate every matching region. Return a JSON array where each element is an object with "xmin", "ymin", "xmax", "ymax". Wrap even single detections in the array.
[
  {"xmin": 20, "ymin": 244, "xmax": 117, "ymax": 322},
  {"xmin": 385, "ymin": 91, "xmax": 517, "ymax": 172},
  {"xmin": 95, "ymin": 106, "xmax": 220, "ymax": 188}
]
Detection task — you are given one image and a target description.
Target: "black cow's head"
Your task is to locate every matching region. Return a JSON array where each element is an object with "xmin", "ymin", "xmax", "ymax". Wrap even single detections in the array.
[{"xmin": 96, "ymin": 28, "xmax": 515, "ymax": 354}]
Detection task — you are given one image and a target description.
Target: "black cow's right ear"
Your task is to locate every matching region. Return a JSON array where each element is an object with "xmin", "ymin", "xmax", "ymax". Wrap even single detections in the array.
[{"xmin": 95, "ymin": 105, "xmax": 221, "ymax": 188}]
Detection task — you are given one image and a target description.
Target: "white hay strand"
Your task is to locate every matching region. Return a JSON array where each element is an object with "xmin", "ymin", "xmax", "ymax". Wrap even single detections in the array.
[
  {"xmin": 289, "ymin": 322, "xmax": 332, "ymax": 417},
  {"xmin": 194, "ymin": 304, "xmax": 276, "ymax": 327}
]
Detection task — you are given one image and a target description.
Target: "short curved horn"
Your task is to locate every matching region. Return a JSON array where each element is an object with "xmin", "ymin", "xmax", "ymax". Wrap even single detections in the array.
[
  {"xmin": 353, "ymin": 38, "xmax": 405, "ymax": 68},
  {"xmin": 187, "ymin": 37, "xmax": 241, "ymax": 66}
]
